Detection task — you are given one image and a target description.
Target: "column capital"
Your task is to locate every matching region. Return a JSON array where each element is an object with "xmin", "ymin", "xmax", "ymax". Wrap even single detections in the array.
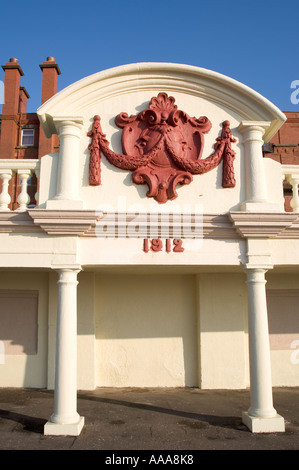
[
  {"xmin": 53, "ymin": 265, "xmax": 82, "ymax": 274},
  {"xmin": 53, "ymin": 116, "xmax": 84, "ymax": 138},
  {"xmin": 244, "ymin": 266, "xmax": 272, "ymax": 281},
  {"xmin": 238, "ymin": 121, "xmax": 271, "ymax": 138}
]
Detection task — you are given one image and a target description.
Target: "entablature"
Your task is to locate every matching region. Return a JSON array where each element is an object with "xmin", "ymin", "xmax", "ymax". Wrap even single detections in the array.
[{"xmin": 0, "ymin": 210, "xmax": 299, "ymax": 239}]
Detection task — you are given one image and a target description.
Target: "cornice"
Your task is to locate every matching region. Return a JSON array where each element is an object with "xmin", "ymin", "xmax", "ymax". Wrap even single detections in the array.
[
  {"xmin": 278, "ymin": 216, "xmax": 299, "ymax": 238},
  {"xmin": 229, "ymin": 212, "xmax": 298, "ymax": 238},
  {"xmin": 0, "ymin": 210, "xmax": 299, "ymax": 239},
  {"xmin": 0, "ymin": 211, "xmax": 43, "ymax": 233},
  {"xmin": 84, "ymin": 212, "xmax": 239, "ymax": 239},
  {"xmin": 27, "ymin": 210, "xmax": 100, "ymax": 235},
  {"xmin": 202, "ymin": 214, "xmax": 239, "ymax": 239}
]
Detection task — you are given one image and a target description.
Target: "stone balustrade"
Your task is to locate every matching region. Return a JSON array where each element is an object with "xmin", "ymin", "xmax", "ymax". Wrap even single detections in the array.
[
  {"xmin": 282, "ymin": 165, "xmax": 299, "ymax": 212},
  {"xmin": 1, "ymin": 159, "xmax": 297, "ymax": 214},
  {"xmin": 0, "ymin": 159, "xmax": 40, "ymax": 211}
]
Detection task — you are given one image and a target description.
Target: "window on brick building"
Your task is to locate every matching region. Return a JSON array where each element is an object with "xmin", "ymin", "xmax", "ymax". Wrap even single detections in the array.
[{"xmin": 21, "ymin": 128, "xmax": 34, "ymax": 146}]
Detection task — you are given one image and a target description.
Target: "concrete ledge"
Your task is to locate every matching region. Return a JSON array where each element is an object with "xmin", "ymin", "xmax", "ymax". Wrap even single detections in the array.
[
  {"xmin": 44, "ymin": 416, "xmax": 85, "ymax": 436},
  {"xmin": 242, "ymin": 411, "xmax": 285, "ymax": 433}
]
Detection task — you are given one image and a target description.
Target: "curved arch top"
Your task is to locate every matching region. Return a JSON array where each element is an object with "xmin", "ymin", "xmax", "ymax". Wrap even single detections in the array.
[{"xmin": 37, "ymin": 62, "xmax": 286, "ymax": 142}]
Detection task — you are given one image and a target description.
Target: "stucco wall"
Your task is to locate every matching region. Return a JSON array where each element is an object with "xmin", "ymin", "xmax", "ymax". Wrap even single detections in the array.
[
  {"xmin": 0, "ymin": 269, "xmax": 298, "ymax": 390},
  {"xmin": 198, "ymin": 273, "xmax": 249, "ymax": 389},
  {"xmin": 94, "ymin": 272, "xmax": 198, "ymax": 387},
  {"xmin": 93, "ymin": 271, "xmax": 250, "ymax": 390},
  {"xmin": 267, "ymin": 273, "xmax": 299, "ymax": 387}
]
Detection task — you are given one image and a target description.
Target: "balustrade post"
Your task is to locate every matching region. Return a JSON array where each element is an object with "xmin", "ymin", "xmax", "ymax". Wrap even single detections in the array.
[
  {"xmin": 17, "ymin": 169, "xmax": 31, "ymax": 211},
  {"xmin": 0, "ymin": 170, "xmax": 13, "ymax": 211},
  {"xmin": 289, "ymin": 177, "xmax": 299, "ymax": 212},
  {"xmin": 34, "ymin": 167, "xmax": 40, "ymax": 206},
  {"xmin": 0, "ymin": 161, "xmax": 40, "ymax": 211},
  {"xmin": 281, "ymin": 166, "xmax": 299, "ymax": 213}
]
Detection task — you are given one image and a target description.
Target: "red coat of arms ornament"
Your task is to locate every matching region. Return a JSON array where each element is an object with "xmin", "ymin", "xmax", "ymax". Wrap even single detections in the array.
[{"xmin": 88, "ymin": 93, "xmax": 236, "ymax": 203}]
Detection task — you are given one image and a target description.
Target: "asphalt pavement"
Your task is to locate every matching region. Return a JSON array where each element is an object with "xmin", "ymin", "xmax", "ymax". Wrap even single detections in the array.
[{"xmin": 0, "ymin": 387, "xmax": 298, "ymax": 451}]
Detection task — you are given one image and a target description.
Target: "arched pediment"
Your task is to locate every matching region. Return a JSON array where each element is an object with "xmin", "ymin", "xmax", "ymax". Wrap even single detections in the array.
[
  {"xmin": 38, "ymin": 62, "xmax": 285, "ymax": 142},
  {"xmin": 36, "ymin": 62, "xmax": 287, "ymax": 212}
]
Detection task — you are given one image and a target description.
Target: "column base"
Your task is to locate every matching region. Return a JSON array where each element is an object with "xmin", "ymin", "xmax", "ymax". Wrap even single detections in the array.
[
  {"xmin": 46, "ymin": 199, "xmax": 84, "ymax": 210},
  {"xmin": 240, "ymin": 201, "xmax": 280, "ymax": 212},
  {"xmin": 242, "ymin": 411, "xmax": 285, "ymax": 433},
  {"xmin": 44, "ymin": 416, "xmax": 85, "ymax": 436}
]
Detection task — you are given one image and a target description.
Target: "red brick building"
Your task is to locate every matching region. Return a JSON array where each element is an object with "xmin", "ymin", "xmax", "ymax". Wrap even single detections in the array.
[
  {"xmin": 0, "ymin": 57, "xmax": 298, "ymax": 210},
  {"xmin": 263, "ymin": 112, "xmax": 299, "ymax": 211},
  {"xmin": 0, "ymin": 57, "xmax": 60, "ymax": 208}
]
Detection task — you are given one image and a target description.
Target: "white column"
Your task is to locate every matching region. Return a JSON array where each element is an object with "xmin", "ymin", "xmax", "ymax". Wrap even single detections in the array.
[
  {"xmin": 44, "ymin": 268, "xmax": 84, "ymax": 436},
  {"xmin": 238, "ymin": 121, "xmax": 279, "ymax": 211},
  {"xmin": 46, "ymin": 117, "xmax": 84, "ymax": 210},
  {"xmin": 0, "ymin": 171, "xmax": 12, "ymax": 211},
  {"xmin": 243, "ymin": 268, "xmax": 285, "ymax": 433}
]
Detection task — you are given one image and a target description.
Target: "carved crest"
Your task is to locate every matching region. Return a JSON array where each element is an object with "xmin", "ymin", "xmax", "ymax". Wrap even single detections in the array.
[{"xmin": 88, "ymin": 93, "xmax": 236, "ymax": 203}]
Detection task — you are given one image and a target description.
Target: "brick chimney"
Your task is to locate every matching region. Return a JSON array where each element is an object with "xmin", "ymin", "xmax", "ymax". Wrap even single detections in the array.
[
  {"xmin": 0, "ymin": 58, "xmax": 24, "ymax": 157},
  {"xmin": 2, "ymin": 58, "xmax": 24, "ymax": 114},
  {"xmin": 38, "ymin": 57, "xmax": 61, "ymax": 157},
  {"xmin": 19, "ymin": 86, "xmax": 30, "ymax": 114}
]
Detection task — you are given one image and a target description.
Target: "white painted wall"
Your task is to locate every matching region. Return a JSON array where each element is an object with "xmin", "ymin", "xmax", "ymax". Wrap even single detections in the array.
[
  {"xmin": 94, "ymin": 272, "xmax": 198, "ymax": 387},
  {"xmin": 0, "ymin": 271, "xmax": 49, "ymax": 388},
  {"xmin": 0, "ymin": 269, "xmax": 298, "ymax": 390},
  {"xmin": 198, "ymin": 273, "xmax": 249, "ymax": 389},
  {"xmin": 267, "ymin": 273, "xmax": 299, "ymax": 387}
]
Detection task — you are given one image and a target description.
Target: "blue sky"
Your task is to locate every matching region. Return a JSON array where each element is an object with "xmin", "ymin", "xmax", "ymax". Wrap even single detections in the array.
[{"xmin": 1, "ymin": 0, "xmax": 298, "ymax": 113}]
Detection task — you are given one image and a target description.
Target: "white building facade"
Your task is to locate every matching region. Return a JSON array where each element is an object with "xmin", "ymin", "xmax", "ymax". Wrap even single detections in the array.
[{"xmin": 0, "ymin": 63, "xmax": 299, "ymax": 435}]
